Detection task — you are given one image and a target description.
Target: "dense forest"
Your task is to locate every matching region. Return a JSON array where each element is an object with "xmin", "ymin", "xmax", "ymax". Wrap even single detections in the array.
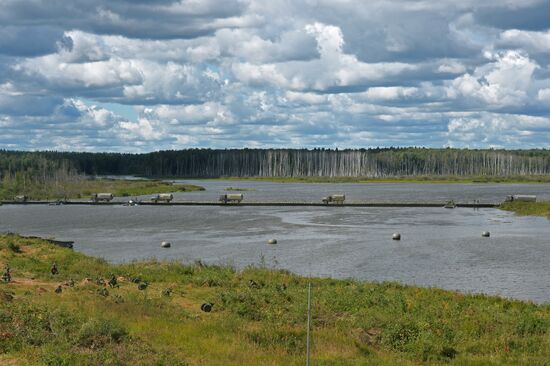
[
  {"xmin": 2, "ymin": 148, "xmax": 550, "ymax": 180},
  {"xmin": 0, "ymin": 152, "xmax": 82, "ymax": 199}
]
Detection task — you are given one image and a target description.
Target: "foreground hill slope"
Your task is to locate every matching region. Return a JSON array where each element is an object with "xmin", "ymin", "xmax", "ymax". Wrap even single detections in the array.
[{"xmin": 0, "ymin": 234, "xmax": 549, "ymax": 365}]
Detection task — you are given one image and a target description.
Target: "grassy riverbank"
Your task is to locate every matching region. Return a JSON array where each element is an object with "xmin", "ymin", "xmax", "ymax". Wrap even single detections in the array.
[
  {"xmin": 500, "ymin": 201, "xmax": 550, "ymax": 218},
  {"xmin": 1, "ymin": 235, "xmax": 549, "ymax": 365},
  {"xmin": 210, "ymin": 175, "xmax": 550, "ymax": 184},
  {"xmin": 0, "ymin": 179, "xmax": 204, "ymax": 201}
]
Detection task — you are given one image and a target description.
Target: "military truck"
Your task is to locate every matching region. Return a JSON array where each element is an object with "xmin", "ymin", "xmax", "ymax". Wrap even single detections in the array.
[
  {"xmin": 151, "ymin": 193, "xmax": 174, "ymax": 203},
  {"xmin": 505, "ymin": 195, "xmax": 537, "ymax": 202},
  {"xmin": 14, "ymin": 195, "xmax": 28, "ymax": 202},
  {"xmin": 91, "ymin": 193, "xmax": 114, "ymax": 203},
  {"xmin": 322, "ymin": 194, "xmax": 346, "ymax": 205},
  {"xmin": 219, "ymin": 193, "xmax": 244, "ymax": 204}
]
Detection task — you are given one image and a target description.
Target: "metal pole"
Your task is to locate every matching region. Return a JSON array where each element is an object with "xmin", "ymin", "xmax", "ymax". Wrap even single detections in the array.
[{"xmin": 306, "ymin": 281, "xmax": 311, "ymax": 366}]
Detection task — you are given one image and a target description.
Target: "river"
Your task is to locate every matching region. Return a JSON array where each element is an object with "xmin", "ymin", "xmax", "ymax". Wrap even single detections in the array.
[{"xmin": 1, "ymin": 180, "xmax": 549, "ymax": 303}]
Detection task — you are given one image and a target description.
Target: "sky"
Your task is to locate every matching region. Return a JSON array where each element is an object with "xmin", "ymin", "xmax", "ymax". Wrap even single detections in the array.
[{"xmin": 1, "ymin": 0, "xmax": 550, "ymax": 152}]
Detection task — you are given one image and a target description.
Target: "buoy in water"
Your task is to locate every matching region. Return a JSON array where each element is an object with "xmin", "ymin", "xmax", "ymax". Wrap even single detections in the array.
[
  {"xmin": 267, "ymin": 239, "xmax": 277, "ymax": 245},
  {"xmin": 392, "ymin": 233, "xmax": 401, "ymax": 240},
  {"xmin": 161, "ymin": 241, "xmax": 171, "ymax": 248},
  {"xmin": 482, "ymin": 231, "xmax": 490, "ymax": 237}
]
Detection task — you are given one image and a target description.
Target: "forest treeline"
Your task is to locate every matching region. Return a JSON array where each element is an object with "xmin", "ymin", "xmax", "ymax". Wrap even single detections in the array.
[{"xmin": 1, "ymin": 148, "xmax": 550, "ymax": 180}]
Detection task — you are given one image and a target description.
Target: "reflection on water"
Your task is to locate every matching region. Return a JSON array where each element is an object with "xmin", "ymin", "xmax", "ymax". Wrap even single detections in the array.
[{"xmin": 1, "ymin": 180, "xmax": 549, "ymax": 303}]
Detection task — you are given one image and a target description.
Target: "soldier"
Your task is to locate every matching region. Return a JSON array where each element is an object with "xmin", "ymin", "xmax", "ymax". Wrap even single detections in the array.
[
  {"xmin": 108, "ymin": 274, "xmax": 118, "ymax": 288},
  {"xmin": 97, "ymin": 287, "xmax": 109, "ymax": 297},
  {"xmin": 95, "ymin": 277, "xmax": 105, "ymax": 286},
  {"xmin": 50, "ymin": 262, "xmax": 59, "ymax": 275},
  {"xmin": 1, "ymin": 264, "xmax": 11, "ymax": 283}
]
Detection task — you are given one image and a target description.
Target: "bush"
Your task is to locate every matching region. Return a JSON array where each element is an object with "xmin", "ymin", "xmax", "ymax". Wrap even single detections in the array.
[
  {"xmin": 7, "ymin": 242, "xmax": 21, "ymax": 253},
  {"xmin": 382, "ymin": 320, "xmax": 420, "ymax": 352},
  {"xmin": 77, "ymin": 319, "xmax": 128, "ymax": 348},
  {"xmin": 515, "ymin": 315, "xmax": 549, "ymax": 336}
]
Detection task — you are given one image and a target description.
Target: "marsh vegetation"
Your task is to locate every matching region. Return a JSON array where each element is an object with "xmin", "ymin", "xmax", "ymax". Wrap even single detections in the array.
[
  {"xmin": 0, "ymin": 177, "xmax": 204, "ymax": 201},
  {"xmin": 500, "ymin": 201, "xmax": 550, "ymax": 218}
]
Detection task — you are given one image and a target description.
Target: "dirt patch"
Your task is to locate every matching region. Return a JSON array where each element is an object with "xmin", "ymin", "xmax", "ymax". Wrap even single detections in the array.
[
  {"xmin": 10, "ymin": 277, "xmax": 52, "ymax": 287},
  {"xmin": 0, "ymin": 354, "xmax": 21, "ymax": 366},
  {"xmin": 354, "ymin": 327, "xmax": 382, "ymax": 345}
]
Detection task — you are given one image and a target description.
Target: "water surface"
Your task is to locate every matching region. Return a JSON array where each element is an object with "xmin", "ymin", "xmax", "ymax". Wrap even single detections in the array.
[{"xmin": 1, "ymin": 181, "xmax": 549, "ymax": 303}]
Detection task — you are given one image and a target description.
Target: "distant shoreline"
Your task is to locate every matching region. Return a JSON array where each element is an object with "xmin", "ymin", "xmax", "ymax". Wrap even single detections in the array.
[{"xmin": 168, "ymin": 175, "xmax": 550, "ymax": 184}]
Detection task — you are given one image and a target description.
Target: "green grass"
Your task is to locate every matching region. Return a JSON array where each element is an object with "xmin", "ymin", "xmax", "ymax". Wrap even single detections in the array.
[
  {"xmin": 0, "ymin": 179, "xmax": 205, "ymax": 201},
  {"xmin": 202, "ymin": 175, "xmax": 550, "ymax": 184},
  {"xmin": 0, "ymin": 234, "xmax": 549, "ymax": 365},
  {"xmin": 500, "ymin": 201, "xmax": 550, "ymax": 218}
]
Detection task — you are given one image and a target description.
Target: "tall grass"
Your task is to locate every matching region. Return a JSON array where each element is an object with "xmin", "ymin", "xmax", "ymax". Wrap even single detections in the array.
[{"xmin": 500, "ymin": 201, "xmax": 550, "ymax": 218}]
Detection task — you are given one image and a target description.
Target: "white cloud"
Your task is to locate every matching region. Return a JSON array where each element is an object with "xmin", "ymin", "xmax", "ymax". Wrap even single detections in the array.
[
  {"xmin": 364, "ymin": 87, "xmax": 419, "ymax": 100},
  {"xmin": 232, "ymin": 62, "xmax": 291, "ymax": 88},
  {"xmin": 141, "ymin": 102, "xmax": 233, "ymax": 125},
  {"xmin": 447, "ymin": 113, "xmax": 550, "ymax": 147},
  {"xmin": 233, "ymin": 22, "xmax": 415, "ymax": 91},
  {"xmin": 67, "ymin": 99, "xmax": 122, "ymax": 127},
  {"xmin": 16, "ymin": 55, "xmax": 142, "ymax": 89},
  {"xmin": 437, "ymin": 60, "xmax": 466, "ymax": 74},
  {"xmin": 499, "ymin": 29, "xmax": 550, "ymax": 53},
  {"xmin": 448, "ymin": 50, "xmax": 537, "ymax": 107},
  {"xmin": 285, "ymin": 91, "xmax": 327, "ymax": 104},
  {"xmin": 119, "ymin": 118, "xmax": 162, "ymax": 140}
]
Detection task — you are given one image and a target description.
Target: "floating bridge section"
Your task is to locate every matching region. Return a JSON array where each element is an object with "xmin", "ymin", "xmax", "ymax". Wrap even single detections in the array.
[{"xmin": 0, "ymin": 200, "xmax": 500, "ymax": 208}]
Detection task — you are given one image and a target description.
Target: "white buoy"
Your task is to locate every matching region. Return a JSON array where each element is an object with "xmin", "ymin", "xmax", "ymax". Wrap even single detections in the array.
[
  {"xmin": 392, "ymin": 233, "xmax": 401, "ymax": 240},
  {"xmin": 267, "ymin": 239, "xmax": 277, "ymax": 244},
  {"xmin": 161, "ymin": 241, "xmax": 171, "ymax": 248},
  {"xmin": 482, "ymin": 231, "xmax": 490, "ymax": 237}
]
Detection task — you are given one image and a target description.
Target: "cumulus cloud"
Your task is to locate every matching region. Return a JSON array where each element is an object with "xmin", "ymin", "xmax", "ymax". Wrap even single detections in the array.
[
  {"xmin": 437, "ymin": 60, "xmax": 467, "ymax": 74},
  {"xmin": 363, "ymin": 87, "xmax": 419, "ymax": 101},
  {"xmin": 233, "ymin": 22, "xmax": 416, "ymax": 92},
  {"xmin": 119, "ymin": 118, "xmax": 162, "ymax": 141},
  {"xmin": 1, "ymin": 0, "xmax": 550, "ymax": 150},
  {"xmin": 447, "ymin": 113, "xmax": 550, "ymax": 148},
  {"xmin": 16, "ymin": 56, "xmax": 143, "ymax": 90},
  {"xmin": 498, "ymin": 29, "xmax": 550, "ymax": 53},
  {"xmin": 448, "ymin": 50, "xmax": 538, "ymax": 107}
]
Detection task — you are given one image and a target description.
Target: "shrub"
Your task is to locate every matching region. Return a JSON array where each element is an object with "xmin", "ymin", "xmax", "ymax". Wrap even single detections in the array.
[
  {"xmin": 515, "ymin": 315, "xmax": 549, "ymax": 336},
  {"xmin": 7, "ymin": 242, "xmax": 21, "ymax": 253},
  {"xmin": 77, "ymin": 319, "xmax": 128, "ymax": 349},
  {"xmin": 382, "ymin": 320, "xmax": 420, "ymax": 352}
]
